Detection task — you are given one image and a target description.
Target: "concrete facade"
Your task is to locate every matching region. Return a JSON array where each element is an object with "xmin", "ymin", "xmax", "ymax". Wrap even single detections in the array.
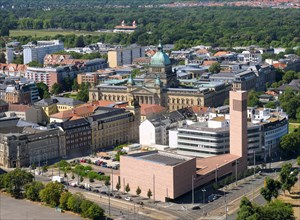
[{"xmin": 115, "ymin": 151, "xmax": 196, "ymax": 201}]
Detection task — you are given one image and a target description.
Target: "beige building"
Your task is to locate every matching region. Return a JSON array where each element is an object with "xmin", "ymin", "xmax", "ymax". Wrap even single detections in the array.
[
  {"xmin": 0, "ymin": 127, "xmax": 65, "ymax": 168},
  {"xmin": 107, "ymin": 45, "xmax": 145, "ymax": 68},
  {"xmin": 89, "ymin": 102, "xmax": 140, "ymax": 151},
  {"xmin": 90, "ymin": 43, "xmax": 230, "ymax": 111}
]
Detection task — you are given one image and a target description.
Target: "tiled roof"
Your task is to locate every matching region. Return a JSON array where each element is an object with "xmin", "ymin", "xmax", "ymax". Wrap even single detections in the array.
[
  {"xmin": 8, "ymin": 104, "xmax": 30, "ymax": 112},
  {"xmin": 214, "ymin": 51, "xmax": 230, "ymax": 57},
  {"xmin": 202, "ymin": 60, "xmax": 217, "ymax": 66},
  {"xmin": 140, "ymin": 104, "xmax": 166, "ymax": 116}
]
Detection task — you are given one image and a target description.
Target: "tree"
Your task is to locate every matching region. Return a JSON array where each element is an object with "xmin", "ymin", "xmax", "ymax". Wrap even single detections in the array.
[
  {"xmin": 265, "ymin": 102, "xmax": 277, "ymax": 109},
  {"xmin": 282, "ymin": 70, "xmax": 297, "ymax": 84},
  {"xmin": 125, "ymin": 183, "xmax": 130, "ymax": 193},
  {"xmin": 63, "ymin": 74, "xmax": 73, "ymax": 91},
  {"xmin": 80, "ymin": 199, "xmax": 93, "ymax": 218},
  {"xmin": 27, "ymin": 61, "xmax": 43, "ymax": 67},
  {"xmin": 72, "ymin": 173, "xmax": 75, "ymax": 180},
  {"xmin": 147, "ymin": 189, "xmax": 152, "ymax": 199},
  {"xmin": 279, "ymin": 163, "xmax": 298, "ymax": 194},
  {"xmin": 80, "ymin": 176, "xmax": 84, "ymax": 182},
  {"xmin": 59, "ymin": 191, "xmax": 72, "ymax": 210},
  {"xmin": 247, "ymin": 90, "xmax": 261, "ymax": 107},
  {"xmin": 75, "ymin": 35, "xmax": 85, "ymax": 47},
  {"xmin": 104, "ymin": 179, "xmax": 110, "ymax": 186},
  {"xmin": 297, "ymin": 156, "xmax": 300, "ymax": 166},
  {"xmin": 36, "ymin": 82, "xmax": 50, "ymax": 99},
  {"xmin": 84, "ymin": 203, "xmax": 104, "ymax": 220},
  {"xmin": 51, "ymin": 83, "xmax": 63, "ymax": 95},
  {"xmin": 262, "ymin": 199, "xmax": 294, "ymax": 220},
  {"xmin": 67, "ymin": 192, "xmax": 84, "ymax": 213},
  {"xmin": 2, "ymin": 168, "xmax": 34, "ymax": 198},
  {"xmin": 280, "ymin": 132, "xmax": 300, "ymax": 156},
  {"xmin": 0, "ymin": 52, "xmax": 6, "ymax": 63},
  {"xmin": 39, "ymin": 182, "xmax": 65, "ymax": 207},
  {"xmin": 116, "ymin": 182, "xmax": 121, "ymax": 191},
  {"xmin": 42, "ymin": 165, "xmax": 48, "ymax": 173},
  {"xmin": 237, "ymin": 197, "xmax": 294, "ymax": 220},
  {"xmin": 260, "ymin": 177, "xmax": 281, "ymax": 202},
  {"xmin": 136, "ymin": 186, "xmax": 141, "ymax": 196},
  {"xmin": 208, "ymin": 62, "xmax": 221, "ymax": 74},
  {"xmin": 72, "ymin": 79, "xmax": 79, "ymax": 91},
  {"xmin": 237, "ymin": 197, "xmax": 256, "ymax": 220},
  {"xmin": 76, "ymin": 89, "xmax": 89, "ymax": 102},
  {"xmin": 24, "ymin": 181, "xmax": 44, "ymax": 201}
]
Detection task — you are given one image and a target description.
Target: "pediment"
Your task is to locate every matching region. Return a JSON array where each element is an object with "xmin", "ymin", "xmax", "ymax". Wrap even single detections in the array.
[{"xmin": 131, "ymin": 86, "xmax": 155, "ymax": 95}]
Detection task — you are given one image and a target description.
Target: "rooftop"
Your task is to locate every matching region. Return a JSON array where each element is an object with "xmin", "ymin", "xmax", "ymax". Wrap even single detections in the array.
[
  {"xmin": 196, "ymin": 154, "xmax": 240, "ymax": 175},
  {"xmin": 127, "ymin": 151, "xmax": 193, "ymax": 166}
]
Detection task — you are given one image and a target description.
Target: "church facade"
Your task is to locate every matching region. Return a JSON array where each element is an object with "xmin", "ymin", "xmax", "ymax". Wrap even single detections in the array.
[{"xmin": 89, "ymin": 43, "xmax": 230, "ymax": 111}]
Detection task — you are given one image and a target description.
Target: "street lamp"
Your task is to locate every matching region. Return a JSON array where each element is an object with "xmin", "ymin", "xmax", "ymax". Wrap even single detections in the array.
[
  {"xmin": 215, "ymin": 164, "xmax": 219, "ymax": 185},
  {"xmin": 192, "ymin": 175, "xmax": 195, "ymax": 205},
  {"xmin": 202, "ymin": 189, "xmax": 206, "ymax": 204}
]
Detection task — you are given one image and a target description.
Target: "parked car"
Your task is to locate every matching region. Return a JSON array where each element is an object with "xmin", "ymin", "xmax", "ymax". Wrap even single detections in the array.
[
  {"xmin": 136, "ymin": 201, "xmax": 144, "ymax": 205},
  {"xmin": 78, "ymin": 185, "xmax": 85, "ymax": 189},
  {"xmin": 85, "ymin": 187, "xmax": 91, "ymax": 191},
  {"xmin": 125, "ymin": 197, "xmax": 132, "ymax": 201},
  {"xmin": 191, "ymin": 206, "xmax": 201, "ymax": 210},
  {"xmin": 100, "ymin": 191, "xmax": 107, "ymax": 195},
  {"xmin": 97, "ymin": 171, "xmax": 104, "ymax": 175},
  {"xmin": 102, "ymin": 163, "xmax": 107, "ymax": 168},
  {"xmin": 114, "ymin": 194, "xmax": 122, "ymax": 199},
  {"xmin": 93, "ymin": 189, "xmax": 99, "ymax": 193}
]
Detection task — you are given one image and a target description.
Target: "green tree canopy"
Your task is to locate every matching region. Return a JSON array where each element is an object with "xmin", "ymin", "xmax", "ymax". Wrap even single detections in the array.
[
  {"xmin": 59, "ymin": 191, "xmax": 72, "ymax": 210},
  {"xmin": 36, "ymin": 82, "xmax": 50, "ymax": 99},
  {"xmin": 125, "ymin": 183, "xmax": 130, "ymax": 193},
  {"xmin": 136, "ymin": 186, "xmax": 141, "ymax": 196},
  {"xmin": 147, "ymin": 189, "xmax": 152, "ymax": 199},
  {"xmin": 24, "ymin": 181, "xmax": 45, "ymax": 201},
  {"xmin": 39, "ymin": 182, "xmax": 65, "ymax": 207},
  {"xmin": 279, "ymin": 163, "xmax": 298, "ymax": 194},
  {"xmin": 208, "ymin": 62, "xmax": 221, "ymax": 74},
  {"xmin": 2, "ymin": 168, "xmax": 34, "ymax": 198},
  {"xmin": 27, "ymin": 61, "xmax": 43, "ymax": 67},
  {"xmin": 67, "ymin": 192, "xmax": 84, "ymax": 213},
  {"xmin": 51, "ymin": 83, "xmax": 63, "ymax": 95},
  {"xmin": 237, "ymin": 197, "xmax": 294, "ymax": 220},
  {"xmin": 260, "ymin": 177, "xmax": 281, "ymax": 202}
]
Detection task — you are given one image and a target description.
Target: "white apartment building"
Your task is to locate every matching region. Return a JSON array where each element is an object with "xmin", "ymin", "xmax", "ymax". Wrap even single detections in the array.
[{"xmin": 23, "ymin": 40, "xmax": 64, "ymax": 64}]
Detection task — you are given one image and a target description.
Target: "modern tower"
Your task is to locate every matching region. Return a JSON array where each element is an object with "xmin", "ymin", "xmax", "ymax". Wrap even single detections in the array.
[{"xmin": 229, "ymin": 90, "xmax": 248, "ymax": 168}]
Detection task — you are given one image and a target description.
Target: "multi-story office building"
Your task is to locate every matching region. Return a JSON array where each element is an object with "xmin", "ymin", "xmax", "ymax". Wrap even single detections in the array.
[
  {"xmin": 23, "ymin": 40, "xmax": 64, "ymax": 64},
  {"xmin": 89, "ymin": 104, "xmax": 140, "ymax": 151},
  {"xmin": 108, "ymin": 45, "xmax": 145, "ymax": 67},
  {"xmin": 0, "ymin": 126, "xmax": 65, "ymax": 168},
  {"xmin": 175, "ymin": 119, "xmax": 261, "ymax": 159},
  {"xmin": 52, "ymin": 118, "xmax": 92, "ymax": 156},
  {"xmin": 172, "ymin": 108, "xmax": 288, "ymax": 161}
]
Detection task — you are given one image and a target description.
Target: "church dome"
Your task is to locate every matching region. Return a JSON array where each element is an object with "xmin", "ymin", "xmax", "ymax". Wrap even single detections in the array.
[{"xmin": 150, "ymin": 42, "xmax": 171, "ymax": 66}]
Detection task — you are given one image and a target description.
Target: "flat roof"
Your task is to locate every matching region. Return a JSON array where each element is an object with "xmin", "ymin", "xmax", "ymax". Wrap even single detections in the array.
[
  {"xmin": 196, "ymin": 154, "xmax": 240, "ymax": 175},
  {"xmin": 127, "ymin": 151, "xmax": 193, "ymax": 166}
]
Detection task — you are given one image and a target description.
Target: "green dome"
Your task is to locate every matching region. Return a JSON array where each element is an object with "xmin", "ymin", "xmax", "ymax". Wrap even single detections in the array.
[{"xmin": 150, "ymin": 43, "xmax": 171, "ymax": 66}]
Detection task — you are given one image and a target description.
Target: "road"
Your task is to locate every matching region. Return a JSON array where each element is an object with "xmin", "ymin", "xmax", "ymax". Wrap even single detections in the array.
[
  {"xmin": 196, "ymin": 159, "xmax": 296, "ymax": 220},
  {"xmin": 35, "ymin": 175, "xmax": 177, "ymax": 220}
]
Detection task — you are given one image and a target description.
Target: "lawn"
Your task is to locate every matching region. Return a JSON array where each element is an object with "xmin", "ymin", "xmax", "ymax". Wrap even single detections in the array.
[
  {"xmin": 10, "ymin": 29, "xmax": 111, "ymax": 38},
  {"xmin": 289, "ymin": 123, "xmax": 300, "ymax": 133}
]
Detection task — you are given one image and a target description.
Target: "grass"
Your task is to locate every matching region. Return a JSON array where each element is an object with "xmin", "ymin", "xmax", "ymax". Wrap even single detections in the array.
[
  {"xmin": 10, "ymin": 29, "xmax": 112, "ymax": 38},
  {"xmin": 63, "ymin": 93, "xmax": 77, "ymax": 99},
  {"xmin": 289, "ymin": 123, "xmax": 300, "ymax": 133}
]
